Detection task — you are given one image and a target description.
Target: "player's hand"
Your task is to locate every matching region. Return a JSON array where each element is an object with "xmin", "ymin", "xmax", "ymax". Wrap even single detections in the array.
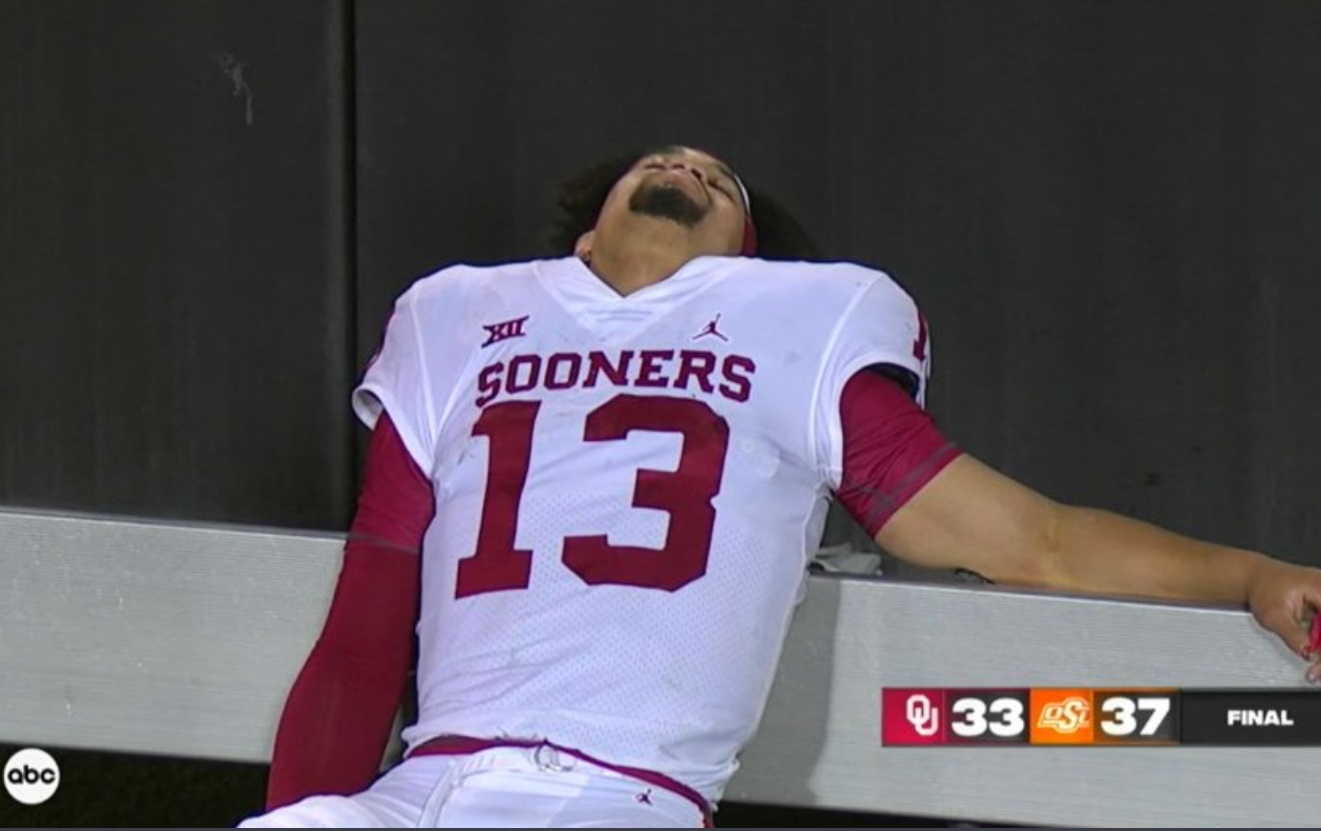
[{"xmin": 1245, "ymin": 560, "xmax": 1321, "ymax": 681}]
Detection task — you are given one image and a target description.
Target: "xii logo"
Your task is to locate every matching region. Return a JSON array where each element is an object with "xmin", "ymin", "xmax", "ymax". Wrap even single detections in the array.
[{"xmin": 482, "ymin": 315, "xmax": 529, "ymax": 348}]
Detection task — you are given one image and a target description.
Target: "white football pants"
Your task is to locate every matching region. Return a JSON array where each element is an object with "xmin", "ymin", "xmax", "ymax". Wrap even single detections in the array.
[{"xmin": 237, "ymin": 746, "xmax": 707, "ymax": 828}]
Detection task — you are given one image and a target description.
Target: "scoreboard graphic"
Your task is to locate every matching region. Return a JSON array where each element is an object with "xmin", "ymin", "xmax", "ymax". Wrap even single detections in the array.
[{"xmin": 882, "ymin": 688, "xmax": 1321, "ymax": 746}]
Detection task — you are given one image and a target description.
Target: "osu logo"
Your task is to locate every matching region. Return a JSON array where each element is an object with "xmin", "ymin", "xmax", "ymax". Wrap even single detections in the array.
[
  {"xmin": 4, "ymin": 748, "xmax": 60, "ymax": 805},
  {"xmin": 1037, "ymin": 696, "xmax": 1091, "ymax": 733}
]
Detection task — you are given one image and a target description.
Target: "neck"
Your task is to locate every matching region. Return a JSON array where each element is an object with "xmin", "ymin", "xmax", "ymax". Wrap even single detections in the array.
[{"xmin": 586, "ymin": 222, "xmax": 707, "ymax": 297}]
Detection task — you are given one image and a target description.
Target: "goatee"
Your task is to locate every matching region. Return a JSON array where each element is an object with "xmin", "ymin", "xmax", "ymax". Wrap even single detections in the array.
[{"xmin": 628, "ymin": 183, "xmax": 708, "ymax": 228}]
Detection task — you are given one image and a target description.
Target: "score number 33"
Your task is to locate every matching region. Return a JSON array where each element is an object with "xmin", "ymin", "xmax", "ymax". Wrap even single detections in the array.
[
  {"xmin": 455, "ymin": 394, "xmax": 730, "ymax": 598},
  {"xmin": 950, "ymin": 697, "xmax": 1026, "ymax": 738}
]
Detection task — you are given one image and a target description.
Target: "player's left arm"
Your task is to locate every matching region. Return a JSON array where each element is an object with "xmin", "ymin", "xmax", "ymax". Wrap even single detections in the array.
[
  {"xmin": 837, "ymin": 368, "xmax": 1321, "ymax": 677},
  {"xmin": 876, "ymin": 434, "xmax": 1321, "ymax": 677}
]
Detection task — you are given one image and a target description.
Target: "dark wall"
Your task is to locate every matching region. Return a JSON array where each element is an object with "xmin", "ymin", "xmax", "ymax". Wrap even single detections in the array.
[
  {"xmin": 0, "ymin": 0, "xmax": 355, "ymax": 530},
  {"xmin": 5, "ymin": 1, "xmax": 1321, "ymax": 826},
  {"xmin": 0, "ymin": 0, "xmax": 351, "ymax": 826},
  {"xmin": 356, "ymin": 0, "xmax": 1321, "ymax": 565}
]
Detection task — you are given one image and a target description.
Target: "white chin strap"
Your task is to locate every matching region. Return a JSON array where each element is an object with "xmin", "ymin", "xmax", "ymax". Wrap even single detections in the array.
[{"xmin": 732, "ymin": 174, "xmax": 752, "ymax": 217}]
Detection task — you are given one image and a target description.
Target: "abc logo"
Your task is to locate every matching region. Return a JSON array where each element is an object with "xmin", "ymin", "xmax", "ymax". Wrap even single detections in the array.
[{"xmin": 4, "ymin": 748, "xmax": 60, "ymax": 805}]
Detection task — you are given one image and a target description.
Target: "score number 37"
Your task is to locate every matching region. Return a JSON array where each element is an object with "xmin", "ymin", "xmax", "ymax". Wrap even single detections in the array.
[{"xmin": 1099, "ymin": 696, "xmax": 1171, "ymax": 737}]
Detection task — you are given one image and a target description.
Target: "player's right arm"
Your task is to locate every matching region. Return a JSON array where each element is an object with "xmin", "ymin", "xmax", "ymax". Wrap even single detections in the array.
[{"xmin": 264, "ymin": 411, "xmax": 433, "ymax": 809}]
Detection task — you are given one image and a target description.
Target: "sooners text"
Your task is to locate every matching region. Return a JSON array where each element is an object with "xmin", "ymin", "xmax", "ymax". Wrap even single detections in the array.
[{"xmin": 476, "ymin": 349, "xmax": 756, "ymax": 408}]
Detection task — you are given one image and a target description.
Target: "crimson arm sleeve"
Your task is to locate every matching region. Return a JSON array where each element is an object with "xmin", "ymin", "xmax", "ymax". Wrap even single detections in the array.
[
  {"xmin": 265, "ymin": 412, "xmax": 435, "ymax": 810},
  {"xmin": 834, "ymin": 367, "xmax": 963, "ymax": 536}
]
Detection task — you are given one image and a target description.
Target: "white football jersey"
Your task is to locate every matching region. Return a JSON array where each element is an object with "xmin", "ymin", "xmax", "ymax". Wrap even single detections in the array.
[{"xmin": 353, "ymin": 255, "xmax": 930, "ymax": 802}]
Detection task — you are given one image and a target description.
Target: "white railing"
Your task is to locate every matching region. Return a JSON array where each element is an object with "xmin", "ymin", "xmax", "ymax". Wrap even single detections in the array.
[{"xmin": 1, "ymin": 507, "xmax": 1312, "ymax": 827}]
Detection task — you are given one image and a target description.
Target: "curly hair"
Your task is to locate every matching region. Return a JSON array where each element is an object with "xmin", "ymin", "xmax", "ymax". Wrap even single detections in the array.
[{"xmin": 547, "ymin": 148, "xmax": 821, "ymax": 261}]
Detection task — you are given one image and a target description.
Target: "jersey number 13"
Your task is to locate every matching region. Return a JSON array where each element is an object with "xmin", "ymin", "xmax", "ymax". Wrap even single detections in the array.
[{"xmin": 455, "ymin": 394, "xmax": 729, "ymax": 598}]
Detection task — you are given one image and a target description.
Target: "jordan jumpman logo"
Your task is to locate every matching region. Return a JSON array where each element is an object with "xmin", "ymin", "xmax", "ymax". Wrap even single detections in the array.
[{"xmin": 692, "ymin": 313, "xmax": 729, "ymax": 342}]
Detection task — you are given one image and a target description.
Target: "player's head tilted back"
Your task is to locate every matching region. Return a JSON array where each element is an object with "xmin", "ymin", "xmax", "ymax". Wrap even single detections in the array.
[{"xmin": 549, "ymin": 145, "xmax": 820, "ymax": 263}]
